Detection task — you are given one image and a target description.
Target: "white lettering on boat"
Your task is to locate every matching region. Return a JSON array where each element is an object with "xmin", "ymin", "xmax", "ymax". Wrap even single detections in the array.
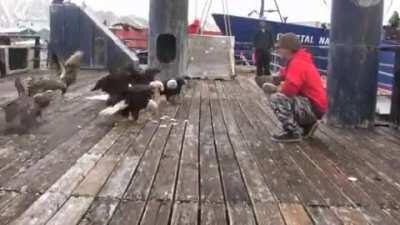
[
  {"xmin": 319, "ymin": 37, "xmax": 330, "ymax": 45},
  {"xmin": 276, "ymin": 33, "xmax": 329, "ymax": 46}
]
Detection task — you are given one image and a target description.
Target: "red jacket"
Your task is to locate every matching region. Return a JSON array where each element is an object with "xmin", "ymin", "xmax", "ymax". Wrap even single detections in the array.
[{"xmin": 280, "ymin": 49, "xmax": 327, "ymax": 114}]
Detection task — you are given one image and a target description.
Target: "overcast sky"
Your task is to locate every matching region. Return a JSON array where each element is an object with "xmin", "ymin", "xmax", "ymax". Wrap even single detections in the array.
[{"xmin": 71, "ymin": 0, "xmax": 398, "ymax": 24}]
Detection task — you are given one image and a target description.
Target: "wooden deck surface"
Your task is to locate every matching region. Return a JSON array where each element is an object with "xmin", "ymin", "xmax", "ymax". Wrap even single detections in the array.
[{"xmin": 1, "ymin": 70, "xmax": 400, "ymax": 225}]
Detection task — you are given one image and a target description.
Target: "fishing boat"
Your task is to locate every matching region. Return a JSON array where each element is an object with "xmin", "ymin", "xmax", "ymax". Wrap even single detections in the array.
[{"xmin": 211, "ymin": 0, "xmax": 398, "ymax": 96}]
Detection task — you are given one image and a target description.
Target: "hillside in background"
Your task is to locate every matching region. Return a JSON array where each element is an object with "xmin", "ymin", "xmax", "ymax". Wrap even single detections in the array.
[
  {"xmin": 0, "ymin": 0, "xmax": 149, "ymax": 30},
  {"xmin": 0, "ymin": 0, "xmax": 50, "ymax": 29}
]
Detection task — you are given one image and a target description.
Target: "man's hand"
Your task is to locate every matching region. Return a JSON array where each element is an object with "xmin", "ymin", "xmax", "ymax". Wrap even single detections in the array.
[
  {"xmin": 272, "ymin": 75, "xmax": 282, "ymax": 86},
  {"xmin": 277, "ymin": 83, "xmax": 283, "ymax": 93},
  {"xmin": 262, "ymin": 83, "xmax": 278, "ymax": 94}
]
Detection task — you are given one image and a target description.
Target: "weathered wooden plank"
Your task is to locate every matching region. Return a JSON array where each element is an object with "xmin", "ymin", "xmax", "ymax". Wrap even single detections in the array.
[
  {"xmin": 375, "ymin": 127, "xmax": 400, "ymax": 146},
  {"xmin": 107, "ymin": 91, "xmax": 190, "ymax": 225},
  {"xmin": 227, "ymin": 202, "xmax": 257, "ymax": 225},
  {"xmin": 0, "ymin": 191, "xmax": 18, "ymax": 212},
  {"xmin": 49, "ymin": 126, "xmax": 124, "ymax": 194},
  {"xmin": 306, "ymin": 207, "xmax": 343, "ymax": 225},
  {"xmin": 73, "ymin": 155, "xmax": 120, "ymax": 197},
  {"xmin": 279, "ymin": 204, "xmax": 314, "ymax": 225},
  {"xmin": 201, "ymin": 203, "xmax": 227, "ymax": 225},
  {"xmin": 239, "ymin": 77, "xmax": 400, "ymax": 207},
  {"xmin": 124, "ymin": 123, "xmax": 174, "ymax": 200},
  {"xmin": 237, "ymin": 76, "xmax": 397, "ymax": 225},
  {"xmin": 140, "ymin": 200, "xmax": 172, "ymax": 225},
  {"xmin": 98, "ymin": 156, "xmax": 140, "ymax": 199},
  {"xmin": 47, "ymin": 153, "xmax": 100, "ymax": 196},
  {"xmin": 140, "ymin": 88, "xmax": 194, "ymax": 223},
  {"xmin": 353, "ymin": 129, "xmax": 400, "ymax": 161},
  {"xmin": 170, "ymin": 202, "xmax": 198, "ymax": 225},
  {"xmin": 149, "ymin": 121, "xmax": 187, "ymax": 201},
  {"xmin": 334, "ymin": 129, "xmax": 400, "ymax": 193},
  {"xmin": 319, "ymin": 126, "xmax": 400, "ymax": 204},
  {"xmin": 76, "ymin": 119, "xmax": 152, "ymax": 199},
  {"xmin": 253, "ymin": 203, "xmax": 285, "ymax": 225},
  {"xmin": 108, "ymin": 200, "xmax": 145, "ymax": 225},
  {"xmin": 241, "ymin": 78, "xmax": 398, "ymax": 214},
  {"xmin": 124, "ymin": 122, "xmax": 159, "ymax": 157},
  {"xmin": 209, "ymin": 98, "xmax": 251, "ymax": 203},
  {"xmin": 0, "ymin": 194, "xmax": 38, "ymax": 225},
  {"xmin": 383, "ymin": 208, "xmax": 400, "ymax": 222},
  {"xmin": 238, "ymin": 98, "xmax": 328, "ymax": 205},
  {"xmin": 0, "ymin": 71, "xmax": 107, "ymax": 185},
  {"xmin": 46, "ymin": 196, "xmax": 94, "ymax": 225},
  {"xmin": 9, "ymin": 192, "xmax": 66, "ymax": 225},
  {"xmin": 100, "ymin": 114, "xmax": 170, "ymax": 200},
  {"xmin": 0, "ymin": 143, "xmax": 18, "ymax": 171},
  {"xmin": 78, "ymin": 198, "xmax": 119, "ymax": 225},
  {"xmin": 216, "ymin": 95, "xmax": 297, "ymax": 203},
  {"xmin": 87, "ymin": 124, "xmax": 128, "ymax": 156},
  {"xmin": 176, "ymin": 83, "xmax": 201, "ymax": 202},
  {"xmin": 310, "ymin": 132, "xmax": 400, "ymax": 224},
  {"xmin": 8, "ymin": 124, "xmax": 125, "ymax": 225},
  {"xmin": 211, "ymin": 84, "xmax": 273, "ymax": 202},
  {"xmin": 3, "ymin": 117, "xmax": 114, "ymax": 193},
  {"xmin": 105, "ymin": 127, "xmax": 141, "ymax": 156},
  {"xmin": 0, "ymin": 102, "xmax": 107, "ymax": 188},
  {"xmin": 299, "ymin": 136, "xmax": 400, "ymax": 225},
  {"xmin": 147, "ymin": 82, "xmax": 194, "ymax": 200},
  {"xmin": 332, "ymin": 207, "xmax": 370, "ymax": 225},
  {"xmin": 199, "ymin": 83, "xmax": 224, "ymax": 204},
  {"xmin": 214, "ymin": 82, "xmax": 289, "ymax": 225},
  {"xmin": 281, "ymin": 141, "xmax": 351, "ymax": 206},
  {"xmin": 216, "ymin": 84, "xmax": 276, "ymax": 203},
  {"xmin": 299, "ymin": 139, "xmax": 373, "ymax": 206},
  {"xmin": 207, "ymin": 81, "xmax": 218, "ymax": 100}
]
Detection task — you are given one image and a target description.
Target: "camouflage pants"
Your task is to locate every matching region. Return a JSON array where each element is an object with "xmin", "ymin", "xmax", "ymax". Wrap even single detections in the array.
[{"xmin": 270, "ymin": 93, "xmax": 318, "ymax": 134}]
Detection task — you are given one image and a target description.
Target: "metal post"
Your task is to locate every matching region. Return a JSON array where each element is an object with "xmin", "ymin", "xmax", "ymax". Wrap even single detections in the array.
[
  {"xmin": 391, "ymin": 50, "xmax": 400, "ymax": 126},
  {"xmin": 327, "ymin": 0, "xmax": 384, "ymax": 128},
  {"xmin": 33, "ymin": 37, "xmax": 41, "ymax": 69},
  {"xmin": 260, "ymin": 0, "xmax": 265, "ymax": 18},
  {"xmin": 148, "ymin": 0, "xmax": 189, "ymax": 80}
]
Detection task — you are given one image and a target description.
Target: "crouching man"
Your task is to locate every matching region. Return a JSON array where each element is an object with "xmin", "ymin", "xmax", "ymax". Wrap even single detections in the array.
[{"xmin": 265, "ymin": 33, "xmax": 327, "ymax": 143}]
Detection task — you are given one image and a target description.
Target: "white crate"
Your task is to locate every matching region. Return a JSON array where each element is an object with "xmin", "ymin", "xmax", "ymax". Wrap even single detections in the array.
[
  {"xmin": 187, "ymin": 35, "xmax": 235, "ymax": 80},
  {"xmin": 0, "ymin": 45, "xmax": 35, "ymax": 77}
]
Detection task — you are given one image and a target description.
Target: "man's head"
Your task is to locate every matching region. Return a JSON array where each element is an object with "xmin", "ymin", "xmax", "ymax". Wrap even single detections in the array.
[
  {"xmin": 259, "ymin": 21, "xmax": 267, "ymax": 32},
  {"xmin": 276, "ymin": 33, "xmax": 302, "ymax": 60}
]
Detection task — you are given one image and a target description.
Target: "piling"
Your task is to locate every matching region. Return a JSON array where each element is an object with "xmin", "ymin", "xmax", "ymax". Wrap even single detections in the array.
[{"xmin": 327, "ymin": 0, "xmax": 384, "ymax": 128}]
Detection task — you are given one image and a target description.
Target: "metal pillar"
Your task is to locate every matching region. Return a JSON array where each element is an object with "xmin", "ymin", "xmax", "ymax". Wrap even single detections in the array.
[
  {"xmin": 391, "ymin": 50, "xmax": 400, "ymax": 126},
  {"xmin": 327, "ymin": 0, "xmax": 384, "ymax": 128},
  {"xmin": 33, "ymin": 37, "xmax": 41, "ymax": 69},
  {"xmin": 148, "ymin": 0, "xmax": 188, "ymax": 80}
]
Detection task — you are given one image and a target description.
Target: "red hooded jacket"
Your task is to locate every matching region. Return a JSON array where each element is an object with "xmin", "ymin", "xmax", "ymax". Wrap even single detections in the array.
[{"xmin": 280, "ymin": 49, "xmax": 327, "ymax": 114}]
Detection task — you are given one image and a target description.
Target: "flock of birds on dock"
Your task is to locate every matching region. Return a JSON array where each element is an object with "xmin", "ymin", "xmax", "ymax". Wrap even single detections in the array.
[{"xmin": 1, "ymin": 51, "xmax": 186, "ymax": 135}]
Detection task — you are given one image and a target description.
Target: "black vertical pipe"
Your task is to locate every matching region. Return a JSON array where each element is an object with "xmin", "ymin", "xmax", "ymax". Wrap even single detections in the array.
[
  {"xmin": 327, "ymin": 0, "xmax": 384, "ymax": 128},
  {"xmin": 260, "ymin": 0, "xmax": 265, "ymax": 18},
  {"xmin": 33, "ymin": 37, "xmax": 41, "ymax": 69},
  {"xmin": 391, "ymin": 50, "xmax": 400, "ymax": 125}
]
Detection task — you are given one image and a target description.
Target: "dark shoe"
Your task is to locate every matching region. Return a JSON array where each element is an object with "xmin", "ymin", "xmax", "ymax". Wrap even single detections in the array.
[
  {"xmin": 302, "ymin": 122, "xmax": 319, "ymax": 139},
  {"xmin": 272, "ymin": 132, "xmax": 302, "ymax": 143}
]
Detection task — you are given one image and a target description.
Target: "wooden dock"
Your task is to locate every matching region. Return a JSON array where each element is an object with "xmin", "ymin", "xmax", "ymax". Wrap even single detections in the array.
[{"xmin": 1, "ymin": 71, "xmax": 400, "ymax": 225}]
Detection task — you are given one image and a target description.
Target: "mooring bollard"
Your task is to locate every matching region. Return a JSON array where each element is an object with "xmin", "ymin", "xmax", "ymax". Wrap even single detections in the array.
[{"xmin": 327, "ymin": 0, "xmax": 384, "ymax": 128}]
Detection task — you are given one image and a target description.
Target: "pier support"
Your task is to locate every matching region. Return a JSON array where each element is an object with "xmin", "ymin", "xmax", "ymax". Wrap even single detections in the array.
[
  {"xmin": 327, "ymin": 0, "xmax": 384, "ymax": 128},
  {"xmin": 148, "ymin": 0, "xmax": 188, "ymax": 80}
]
